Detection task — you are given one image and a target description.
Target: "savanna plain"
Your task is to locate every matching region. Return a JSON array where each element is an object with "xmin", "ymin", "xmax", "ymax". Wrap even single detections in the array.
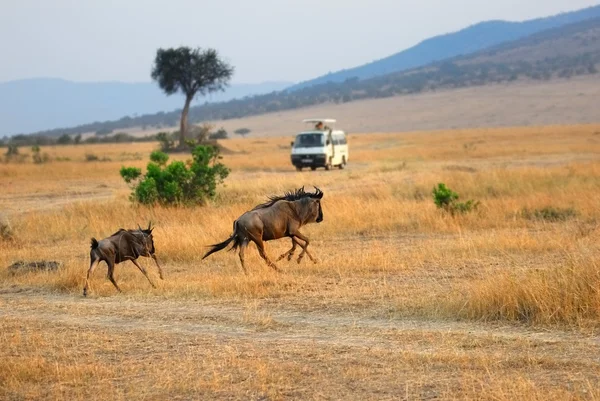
[{"xmin": 1, "ymin": 124, "xmax": 600, "ymax": 400}]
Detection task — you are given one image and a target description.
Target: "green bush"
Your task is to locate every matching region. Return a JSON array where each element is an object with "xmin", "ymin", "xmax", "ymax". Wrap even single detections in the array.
[
  {"xmin": 432, "ymin": 183, "xmax": 480, "ymax": 215},
  {"xmin": 4, "ymin": 144, "xmax": 27, "ymax": 163},
  {"xmin": 120, "ymin": 145, "xmax": 230, "ymax": 206},
  {"xmin": 5, "ymin": 144, "xmax": 19, "ymax": 157},
  {"xmin": 157, "ymin": 132, "xmax": 176, "ymax": 152},
  {"xmin": 209, "ymin": 128, "xmax": 228, "ymax": 140},
  {"xmin": 57, "ymin": 134, "xmax": 73, "ymax": 145},
  {"xmin": 31, "ymin": 145, "xmax": 50, "ymax": 164}
]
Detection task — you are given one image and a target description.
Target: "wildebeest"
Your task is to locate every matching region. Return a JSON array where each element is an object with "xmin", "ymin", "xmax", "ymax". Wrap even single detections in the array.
[
  {"xmin": 83, "ymin": 222, "xmax": 163, "ymax": 296},
  {"xmin": 202, "ymin": 186, "xmax": 324, "ymax": 273}
]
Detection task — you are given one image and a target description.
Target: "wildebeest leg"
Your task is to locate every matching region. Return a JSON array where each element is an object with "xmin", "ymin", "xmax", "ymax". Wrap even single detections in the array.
[
  {"xmin": 292, "ymin": 232, "xmax": 317, "ymax": 264},
  {"xmin": 251, "ymin": 237, "xmax": 280, "ymax": 272},
  {"xmin": 276, "ymin": 238, "xmax": 297, "ymax": 261},
  {"xmin": 83, "ymin": 258, "xmax": 100, "ymax": 297},
  {"xmin": 151, "ymin": 254, "xmax": 164, "ymax": 280},
  {"xmin": 131, "ymin": 259, "xmax": 156, "ymax": 288},
  {"xmin": 106, "ymin": 259, "xmax": 122, "ymax": 293},
  {"xmin": 238, "ymin": 240, "xmax": 249, "ymax": 275}
]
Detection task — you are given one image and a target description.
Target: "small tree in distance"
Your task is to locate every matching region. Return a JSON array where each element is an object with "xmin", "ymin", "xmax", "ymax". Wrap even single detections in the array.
[
  {"xmin": 151, "ymin": 47, "xmax": 234, "ymax": 150},
  {"xmin": 234, "ymin": 128, "xmax": 251, "ymax": 138},
  {"xmin": 210, "ymin": 128, "xmax": 228, "ymax": 140},
  {"xmin": 57, "ymin": 134, "xmax": 73, "ymax": 145}
]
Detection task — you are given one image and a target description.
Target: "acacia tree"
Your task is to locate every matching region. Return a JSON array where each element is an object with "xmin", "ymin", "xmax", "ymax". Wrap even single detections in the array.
[
  {"xmin": 151, "ymin": 47, "xmax": 234, "ymax": 149},
  {"xmin": 234, "ymin": 128, "xmax": 251, "ymax": 138}
]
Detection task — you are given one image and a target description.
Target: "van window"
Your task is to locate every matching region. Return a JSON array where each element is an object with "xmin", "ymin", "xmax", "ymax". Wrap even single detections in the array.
[
  {"xmin": 336, "ymin": 136, "xmax": 347, "ymax": 145},
  {"xmin": 294, "ymin": 133, "xmax": 324, "ymax": 148}
]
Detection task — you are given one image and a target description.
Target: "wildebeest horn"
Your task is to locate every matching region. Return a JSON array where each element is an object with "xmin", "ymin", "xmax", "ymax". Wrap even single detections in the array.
[
  {"xmin": 147, "ymin": 221, "xmax": 152, "ymax": 230},
  {"xmin": 313, "ymin": 186, "xmax": 323, "ymax": 199},
  {"xmin": 138, "ymin": 224, "xmax": 143, "ymax": 231}
]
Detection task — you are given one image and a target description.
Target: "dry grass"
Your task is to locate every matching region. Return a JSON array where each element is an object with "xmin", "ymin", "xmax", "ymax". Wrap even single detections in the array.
[
  {"xmin": 1, "ymin": 123, "xmax": 600, "ymax": 399},
  {"xmin": 452, "ymin": 251, "xmax": 600, "ymax": 327}
]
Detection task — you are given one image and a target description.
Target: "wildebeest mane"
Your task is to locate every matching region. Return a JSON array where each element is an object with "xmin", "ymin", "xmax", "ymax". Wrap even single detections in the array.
[
  {"xmin": 252, "ymin": 186, "xmax": 323, "ymax": 210},
  {"xmin": 109, "ymin": 228, "xmax": 127, "ymax": 237}
]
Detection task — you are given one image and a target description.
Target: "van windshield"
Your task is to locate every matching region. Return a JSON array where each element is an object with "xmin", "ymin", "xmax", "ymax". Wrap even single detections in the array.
[{"xmin": 294, "ymin": 133, "xmax": 324, "ymax": 148}]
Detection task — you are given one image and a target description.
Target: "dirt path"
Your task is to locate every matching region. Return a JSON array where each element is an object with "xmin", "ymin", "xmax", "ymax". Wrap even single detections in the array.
[
  {"xmin": 1, "ymin": 289, "xmax": 596, "ymax": 350},
  {"xmin": 3, "ymin": 288, "xmax": 600, "ymax": 400}
]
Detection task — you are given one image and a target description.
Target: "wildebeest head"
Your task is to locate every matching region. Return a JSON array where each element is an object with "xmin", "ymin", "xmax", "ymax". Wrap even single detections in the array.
[
  {"xmin": 136, "ymin": 222, "xmax": 156, "ymax": 255},
  {"xmin": 302, "ymin": 186, "xmax": 324, "ymax": 223}
]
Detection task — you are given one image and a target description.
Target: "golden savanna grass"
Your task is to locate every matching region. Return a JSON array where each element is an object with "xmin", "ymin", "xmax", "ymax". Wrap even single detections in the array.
[{"xmin": 1, "ymin": 124, "xmax": 600, "ymax": 400}]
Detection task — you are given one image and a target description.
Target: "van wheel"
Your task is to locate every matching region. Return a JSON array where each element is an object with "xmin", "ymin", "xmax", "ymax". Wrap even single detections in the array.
[
  {"xmin": 325, "ymin": 158, "xmax": 332, "ymax": 171},
  {"xmin": 339, "ymin": 156, "xmax": 346, "ymax": 170},
  {"xmin": 310, "ymin": 166, "xmax": 316, "ymax": 171},
  {"xmin": 296, "ymin": 166, "xmax": 302, "ymax": 172}
]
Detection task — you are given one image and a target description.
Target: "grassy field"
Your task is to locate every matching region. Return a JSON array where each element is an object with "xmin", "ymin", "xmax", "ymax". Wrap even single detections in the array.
[{"xmin": 1, "ymin": 124, "xmax": 600, "ymax": 400}]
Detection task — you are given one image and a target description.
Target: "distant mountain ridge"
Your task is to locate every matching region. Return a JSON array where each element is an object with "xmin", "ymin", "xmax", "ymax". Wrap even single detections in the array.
[
  {"xmin": 0, "ymin": 79, "xmax": 292, "ymax": 136},
  {"xmin": 5, "ymin": 5, "xmax": 600, "ymax": 139},
  {"xmin": 289, "ymin": 4, "xmax": 600, "ymax": 90},
  {"xmin": 14, "ymin": 14, "xmax": 599, "ymax": 142}
]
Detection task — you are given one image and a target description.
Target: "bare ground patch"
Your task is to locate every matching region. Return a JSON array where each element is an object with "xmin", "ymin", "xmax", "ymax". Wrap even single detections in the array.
[{"xmin": 1, "ymin": 290, "xmax": 599, "ymax": 400}]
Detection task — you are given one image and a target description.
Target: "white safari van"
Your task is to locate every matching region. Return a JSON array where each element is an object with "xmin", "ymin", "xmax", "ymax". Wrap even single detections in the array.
[{"xmin": 290, "ymin": 118, "xmax": 349, "ymax": 171}]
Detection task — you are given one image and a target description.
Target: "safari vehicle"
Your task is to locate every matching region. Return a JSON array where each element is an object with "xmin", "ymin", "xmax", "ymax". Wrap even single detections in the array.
[{"xmin": 290, "ymin": 118, "xmax": 349, "ymax": 171}]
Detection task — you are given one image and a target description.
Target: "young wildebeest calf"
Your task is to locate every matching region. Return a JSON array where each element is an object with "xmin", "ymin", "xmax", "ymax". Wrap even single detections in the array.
[
  {"xmin": 83, "ymin": 223, "xmax": 163, "ymax": 296},
  {"xmin": 202, "ymin": 186, "xmax": 323, "ymax": 273}
]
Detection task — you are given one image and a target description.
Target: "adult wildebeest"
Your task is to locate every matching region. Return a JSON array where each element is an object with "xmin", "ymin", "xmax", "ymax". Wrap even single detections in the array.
[
  {"xmin": 202, "ymin": 186, "xmax": 324, "ymax": 273},
  {"xmin": 83, "ymin": 222, "xmax": 164, "ymax": 296}
]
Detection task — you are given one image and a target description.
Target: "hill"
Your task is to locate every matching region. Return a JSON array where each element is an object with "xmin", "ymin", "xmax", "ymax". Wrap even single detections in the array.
[
  {"xmin": 8, "ymin": 14, "xmax": 600, "ymax": 141},
  {"xmin": 289, "ymin": 4, "xmax": 600, "ymax": 90},
  {"xmin": 0, "ymin": 79, "xmax": 291, "ymax": 137},
  {"xmin": 203, "ymin": 76, "xmax": 600, "ymax": 137}
]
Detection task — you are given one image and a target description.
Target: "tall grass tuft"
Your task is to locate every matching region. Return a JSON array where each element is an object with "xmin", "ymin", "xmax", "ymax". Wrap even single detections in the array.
[{"xmin": 452, "ymin": 252, "xmax": 600, "ymax": 326}]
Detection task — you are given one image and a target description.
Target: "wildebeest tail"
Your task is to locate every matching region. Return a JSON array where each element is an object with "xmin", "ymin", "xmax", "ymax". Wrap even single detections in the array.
[
  {"xmin": 202, "ymin": 235, "xmax": 241, "ymax": 259},
  {"xmin": 90, "ymin": 238, "xmax": 99, "ymax": 249},
  {"xmin": 202, "ymin": 222, "xmax": 242, "ymax": 260}
]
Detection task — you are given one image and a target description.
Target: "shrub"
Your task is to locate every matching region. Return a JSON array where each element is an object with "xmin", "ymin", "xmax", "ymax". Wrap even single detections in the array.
[
  {"xmin": 57, "ymin": 134, "xmax": 73, "ymax": 145},
  {"xmin": 5, "ymin": 144, "xmax": 19, "ymax": 157},
  {"xmin": 157, "ymin": 131, "xmax": 176, "ymax": 152},
  {"xmin": 120, "ymin": 145, "xmax": 229, "ymax": 206},
  {"xmin": 190, "ymin": 123, "xmax": 213, "ymax": 144},
  {"xmin": 432, "ymin": 183, "xmax": 480, "ymax": 215},
  {"xmin": 0, "ymin": 221, "xmax": 14, "ymax": 242},
  {"xmin": 521, "ymin": 206, "xmax": 578, "ymax": 222},
  {"xmin": 4, "ymin": 144, "xmax": 27, "ymax": 163},
  {"xmin": 31, "ymin": 145, "xmax": 50, "ymax": 164},
  {"xmin": 209, "ymin": 128, "xmax": 228, "ymax": 140},
  {"xmin": 85, "ymin": 153, "xmax": 111, "ymax": 162}
]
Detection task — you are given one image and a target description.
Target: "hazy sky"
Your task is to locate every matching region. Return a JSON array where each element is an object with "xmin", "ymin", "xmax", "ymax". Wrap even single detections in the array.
[{"xmin": 1, "ymin": 0, "xmax": 598, "ymax": 84}]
